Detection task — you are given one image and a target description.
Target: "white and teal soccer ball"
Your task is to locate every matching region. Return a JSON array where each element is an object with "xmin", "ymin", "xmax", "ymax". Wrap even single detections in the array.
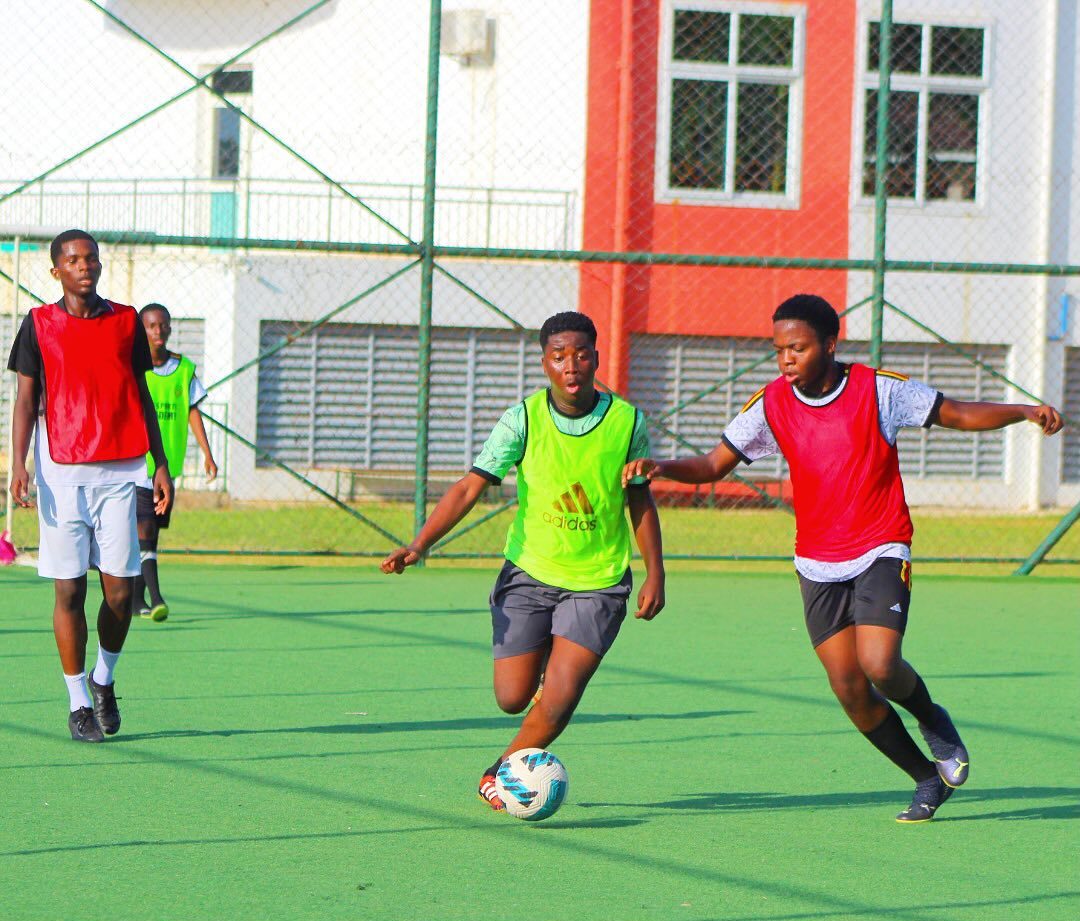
[{"xmin": 496, "ymin": 748, "xmax": 569, "ymax": 821}]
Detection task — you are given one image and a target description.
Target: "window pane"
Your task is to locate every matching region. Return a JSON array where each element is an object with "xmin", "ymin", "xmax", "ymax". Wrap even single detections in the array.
[
  {"xmin": 673, "ymin": 10, "xmax": 729, "ymax": 63},
  {"xmin": 738, "ymin": 14, "xmax": 794, "ymax": 67},
  {"xmin": 735, "ymin": 83, "xmax": 789, "ymax": 192},
  {"xmin": 862, "ymin": 90, "xmax": 918, "ymax": 197},
  {"xmin": 213, "ymin": 107, "xmax": 240, "ymax": 179},
  {"xmin": 931, "ymin": 27, "xmax": 984, "ymax": 77},
  {"xmin": 670, "ymin": 79, "xmax": 727, "ymax": 190},
  {"xmin": 211, "ymin": 70, "xmax": 253, "ymax": 94},
  {"xmin": 926, "ymin": 93, "xmax": 978, "ymax": 200},
  {"xmin": 868, "ymin": 21, "xmax": 922, "ymax": 74}
]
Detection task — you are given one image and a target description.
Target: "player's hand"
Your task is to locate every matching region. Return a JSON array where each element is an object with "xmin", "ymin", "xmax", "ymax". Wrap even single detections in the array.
[
  {"xmin": 152, "ymin": 465, "xmax": 174, "ymax": 516},
  {"xmin": 634, "ymin": 573, "xmax": 665, "ymax": 620},
  {"xmin": 622, "ymin": 458, "xmax": 662, "ymax": 487},
  {"xmin": 381, "ymin": 546, "xmax": 422, "ymax": 574},
  {"xmin": 9, "ymin": 464, "xmax": 32, "ymax": 508},
  {"xmin": 1024, "ymin": 404, "xmax": 1064, "ymax": 435},
  {"xmin": 204, "ymin": 456, "xmax": 219, "ymax": 483}
]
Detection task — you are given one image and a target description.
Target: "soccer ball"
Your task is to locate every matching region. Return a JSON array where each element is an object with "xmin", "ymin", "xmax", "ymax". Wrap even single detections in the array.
[{"xmin": 495, "ymin": 748, "xmax": 569, "ymax": 821}]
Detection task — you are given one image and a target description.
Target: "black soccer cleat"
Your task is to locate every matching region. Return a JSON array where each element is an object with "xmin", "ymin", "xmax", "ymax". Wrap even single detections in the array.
[
  {"xmin": 68, "ymin": 706, "xmax": 105, "ymax": 743},
  {"xmin": 919, "ymin": 705, "xmax": 969, "ymax": 788},
  {"xmin": 896, "ymin": 775, "xmax": 953, "ymax": 823},
  {"xmin": 87, "ymin": 675, "xmax": 121, "ymax": 735}
]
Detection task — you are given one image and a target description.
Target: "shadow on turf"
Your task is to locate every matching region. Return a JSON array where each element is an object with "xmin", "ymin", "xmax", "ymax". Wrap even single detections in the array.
[
  {"xmin": 114, "ymin": 709, "xmax": 747, "ymax": 742},
  {"xmin": 578, "ymin": 785, "xmax": 1080, "ymax": 820}
]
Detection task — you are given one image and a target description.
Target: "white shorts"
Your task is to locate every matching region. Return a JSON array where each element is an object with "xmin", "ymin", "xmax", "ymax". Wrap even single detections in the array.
[{"xmin": 36, "ymin": 480, "xmax": 140, "ymax": 580}]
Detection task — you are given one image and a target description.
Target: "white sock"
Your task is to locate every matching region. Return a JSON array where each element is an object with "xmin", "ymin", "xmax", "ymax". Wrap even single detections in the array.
[
  {"xmin": 64, "ymin": 672, "xmax": 92, "ymax": 712},
  {"xmin": 92, "ymin": 645, "xmax": 122, "ymax": 687}
]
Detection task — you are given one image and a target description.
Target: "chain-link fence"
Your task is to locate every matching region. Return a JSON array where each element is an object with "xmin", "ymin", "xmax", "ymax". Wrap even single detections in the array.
[{"xmin": 1, "ymin": 0, "xmax": 1077, "ymax": 570}]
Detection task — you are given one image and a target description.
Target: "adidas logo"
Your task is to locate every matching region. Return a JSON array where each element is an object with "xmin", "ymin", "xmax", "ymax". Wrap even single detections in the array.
[
  {"xmin": 543, "ymin": 482, "xmax": 598, "ymax": 531},
  {"xmin": 890, "ymin": 602, "xmax": 903, "ymax": 613},
  {"xmin": 551, "ymin": 482, "xmax": 595, "ymax": 515}
]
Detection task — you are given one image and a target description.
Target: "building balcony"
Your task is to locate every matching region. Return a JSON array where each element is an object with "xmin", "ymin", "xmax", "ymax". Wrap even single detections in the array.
[{"xmin": 0, "ymin": 177, "xmax": 579, "ymax": 251}]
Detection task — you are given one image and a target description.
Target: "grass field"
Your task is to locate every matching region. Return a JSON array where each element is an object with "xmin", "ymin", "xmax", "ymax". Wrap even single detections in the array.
[
  {"xmin": 9, "ymin": 499, "xmax": 1080, "ymax": 571},
  {"xmin": 1, "ymin": 563, "xmax": 1077, "ymax": 921}
]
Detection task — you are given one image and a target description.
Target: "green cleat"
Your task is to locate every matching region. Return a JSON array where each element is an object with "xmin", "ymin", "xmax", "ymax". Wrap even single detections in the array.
[{"xmin": 148, "ymin": 602, "xmax": 169, "ymax": 622}]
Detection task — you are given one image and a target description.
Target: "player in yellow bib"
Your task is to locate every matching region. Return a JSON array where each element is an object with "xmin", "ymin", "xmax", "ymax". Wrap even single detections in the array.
[
  {"xmin": 382, "ymin": 312, "xmax": 665, "ymax": 812},
  {"xmin": 133, "ymin": 304, "xmax": 218, "ymax": 622}
]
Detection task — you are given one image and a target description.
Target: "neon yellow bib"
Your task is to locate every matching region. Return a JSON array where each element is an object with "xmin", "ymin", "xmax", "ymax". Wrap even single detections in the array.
[
  {"xmin": 503, "ymin": 389, "xmax": 636, "ymax": 590},
  {"xmin": 144, "ymin": 355, "xmax": 196, "ymax": 478}
]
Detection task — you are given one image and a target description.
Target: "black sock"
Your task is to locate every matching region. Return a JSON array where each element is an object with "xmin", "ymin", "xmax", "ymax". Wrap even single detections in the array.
[
  {"xmin": 862, "ymin": 706, "xmax": 937, "ymax": 782},
  {"xmin": 142, "ymin": 557, "xmax": 164, "ymax": 607},
  {"xmin": 895, "ymin": 674, "xmax": 937, "ymax": 725},
  {"xmin": 131, "ymin": 574, "xmax": 147, "ymax": 613}
]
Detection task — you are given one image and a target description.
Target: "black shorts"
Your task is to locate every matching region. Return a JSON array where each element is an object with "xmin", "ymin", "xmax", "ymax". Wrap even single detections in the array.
[
  {"xmin": 135, "ymin": 485, "xmax": 172, "ymax": 529},
  {"xmin": 799, "ymin": 558, "xmax": 912, "ymax": 648},
  {"xmin": 489, "ymin": 561, "xmax": 631, "ymax": 659}
]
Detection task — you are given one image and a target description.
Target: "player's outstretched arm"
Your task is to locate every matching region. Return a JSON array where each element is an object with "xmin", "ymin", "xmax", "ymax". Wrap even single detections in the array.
[
  {"xmin": 381, "ymin": 471, "xmax": 491, "ymax": 574},
  {"xmin": 188, "ymin": 406, "xmax": 218, "ymax": 482},
  {"xmin": 934, "ymin": 398, "xmax": 1064, "ymax": 435},
  {"xmin": 622, "ymin": 440, "xmax": 743, "ymax": 487},
  {"xmin": 8, "ymin": 373, "xmax": 37, "ymax": 508},
  {"xmin": 627, "ymin": 486, "xmax": 665, "ymax": 620}
]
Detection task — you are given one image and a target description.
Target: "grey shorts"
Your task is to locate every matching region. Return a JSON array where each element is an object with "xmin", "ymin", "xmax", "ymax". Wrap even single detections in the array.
[
  {"xmin": 489, "ymin": 561, "xmax": 632, "ymax": 659},
  {"xmin": 799, "ymin": 558, "xmax": 912, "ymax": 648}
]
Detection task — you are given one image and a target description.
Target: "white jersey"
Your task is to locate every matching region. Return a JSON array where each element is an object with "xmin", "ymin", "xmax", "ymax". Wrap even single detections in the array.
[{"xmin": 723, "ymin": 369, "xmax": 941, "ymax": 582}]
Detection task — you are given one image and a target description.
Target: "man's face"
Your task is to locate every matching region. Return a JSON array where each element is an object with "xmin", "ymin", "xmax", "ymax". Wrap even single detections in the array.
[
  {"xmin": 772, "ymin": 319, "xmax": 836, "ymax": 390},
  {"xmin": 50, "ymin": 239, "xmax": 101, "ymax": 297},
  {"xmin": 142, "ymin": 310, "xmax": 171, "ymax": 350},
  {"xmin": 541, "ymin": 330, "xmax": 598, "ymax": 401}
]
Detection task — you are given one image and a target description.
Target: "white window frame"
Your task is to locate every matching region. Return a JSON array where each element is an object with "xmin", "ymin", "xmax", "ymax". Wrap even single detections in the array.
[
  {"xmin": 655, "ymin": 1, "xmax": 806, "ymax": 208},
  {"xmin": 856, "ymin": 18, "xmax": 990, "ymax": 209}
]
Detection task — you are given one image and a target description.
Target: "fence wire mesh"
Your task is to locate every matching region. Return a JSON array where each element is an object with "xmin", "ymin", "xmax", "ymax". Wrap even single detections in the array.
[{"xmin": 1, "ymin": 0, "xmax": 1078, "ymax": 569}]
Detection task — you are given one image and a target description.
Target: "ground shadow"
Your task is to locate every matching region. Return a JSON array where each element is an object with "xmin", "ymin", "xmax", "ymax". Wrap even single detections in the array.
[
  {"xmin": 578, "ymin": 785, "xmax": 1080, "ymax": 821},
  {"xmin": 116, "ymin": 708, "xmax": 748, "ymax": 743}
]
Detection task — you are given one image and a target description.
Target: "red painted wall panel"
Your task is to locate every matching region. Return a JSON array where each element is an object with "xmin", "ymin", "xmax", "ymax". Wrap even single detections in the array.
[{"xmin": 581, "ymin": 0, "xmax": 857, "ymax": 383}]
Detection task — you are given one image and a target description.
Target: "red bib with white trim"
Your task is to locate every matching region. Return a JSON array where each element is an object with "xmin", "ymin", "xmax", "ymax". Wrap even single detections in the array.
[
  {"xmin": 764, "ymin": 362, "xmax": 913, "ymax": 561},
  {"xmin": 31, "ymin": 301, "xmax": 149, "ymax": 464}
]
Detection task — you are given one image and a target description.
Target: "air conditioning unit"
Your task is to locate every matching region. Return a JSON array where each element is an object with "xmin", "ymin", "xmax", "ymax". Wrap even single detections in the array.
[{"xmin": 441, "ymin": 9, "xmax": 495, "ymax": 65}]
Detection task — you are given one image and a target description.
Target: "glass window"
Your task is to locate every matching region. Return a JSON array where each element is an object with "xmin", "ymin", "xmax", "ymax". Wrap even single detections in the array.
[
  {"xmin": 213, "ymin": 107, "xmax": 240, "ymax": 179},
  {"xmin": 863, "ymin": 21, "xmax": 986, "ymax": 204},
  {"xmin": 661, "ymin": 3, "xmax": 802, "ymax": 203},
  {"xmin": 670, "ymin": 79, "xmax": 728, "ymax": 190},
  {"xmin": 673, "ymin": 10, "xmax": 730, "ymax": 63}
]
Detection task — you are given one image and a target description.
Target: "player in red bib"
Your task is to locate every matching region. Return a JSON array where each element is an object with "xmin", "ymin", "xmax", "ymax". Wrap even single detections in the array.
[
  {"xmin": 7, "ymin": 230, "xmax": 173, "ymax": 743},
  {"xmin": 624, "ymin": 294, "xmax": 1064, "ymax": 822}
]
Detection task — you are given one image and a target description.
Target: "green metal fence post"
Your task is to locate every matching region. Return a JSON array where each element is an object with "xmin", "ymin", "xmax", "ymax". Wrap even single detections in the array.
[
  {"xmin": 870, "ymin": 0, "xmax": 893, "ymax": 369},
  {"xmin": 1014, "ymin": 499, "xmax": 1080, "ymax": 575},
  {"xmin": 415, "ymin": 0, "xmax": 443, "ymax": 551}
]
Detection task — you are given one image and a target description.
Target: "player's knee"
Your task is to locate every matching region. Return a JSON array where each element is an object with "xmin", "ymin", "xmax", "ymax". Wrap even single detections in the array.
[
  {"xmin": 494, "ymin": 688, "xmax": 533, "ymax": 714},
  {"xmin": 828, "ymin": 672, "xmax": 869, "ymax": 709},
  {"xmin": 104, "ymin": 581, "xmax": 133, "ymax": 613},
  {"xmin": 861, "ymin": 657, "xmax": 901, "ymax": 691},
  {"xmin": 53, "ymin": 581, "xmax": 83, "ymax": 611}
]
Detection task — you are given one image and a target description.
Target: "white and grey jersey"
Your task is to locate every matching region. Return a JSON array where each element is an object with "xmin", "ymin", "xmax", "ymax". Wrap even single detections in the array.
[{"xmin": 721, "ymin": 368, "xmax": 943, "ymax": 582}]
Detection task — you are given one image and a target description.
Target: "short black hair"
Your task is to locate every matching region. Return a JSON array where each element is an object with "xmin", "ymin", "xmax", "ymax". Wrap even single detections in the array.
[
  {"xmin": 539, "ymin": 311, "xmax": 597, "ymax": 348},
  {"xmin": 140, "ymin": 303, "xmax": 171, "ymax": 320},
  {"xmin": 772, "ymin": 294, "xmax": 840, "ymax": 342},
  {"xmin": 50, "ymin": 229, "xmax": 98, "ymax": 266}
]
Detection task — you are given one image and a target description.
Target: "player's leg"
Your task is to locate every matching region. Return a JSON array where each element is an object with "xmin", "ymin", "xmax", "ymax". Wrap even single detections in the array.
[
  {"xmin": 85, "ymin": 483, "xmax": 140, "ymax": 735},
  {"xmin": 134, "ymin": 486, "xmax": 167, "ymax": 621},
  {"xmin": 131, "ymin": 499, "xmax": 153, "ymax": 617},
  {"xmin": 37, "ymin": 480, "xmax": 103, "ymax": 741},
  {"xmin": 481, "ymin": 562, "xmax": 559, "ymax": 808},
  {"xmin": 498, "ymin": 635, "xmax": 603, "ymax": 755},
  {"xmin": 853, "ymin": 560, "xmax": 968, "ymax": 788},
  {"xmin": 804, "ymin": 573, "xmax": 946, "ymax": 822}
]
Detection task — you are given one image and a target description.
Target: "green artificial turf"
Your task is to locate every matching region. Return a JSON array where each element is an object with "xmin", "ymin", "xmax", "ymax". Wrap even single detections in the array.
[{"xmin": 0, "ymin": 563, "xmax": 1077, "ymax": 920}]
